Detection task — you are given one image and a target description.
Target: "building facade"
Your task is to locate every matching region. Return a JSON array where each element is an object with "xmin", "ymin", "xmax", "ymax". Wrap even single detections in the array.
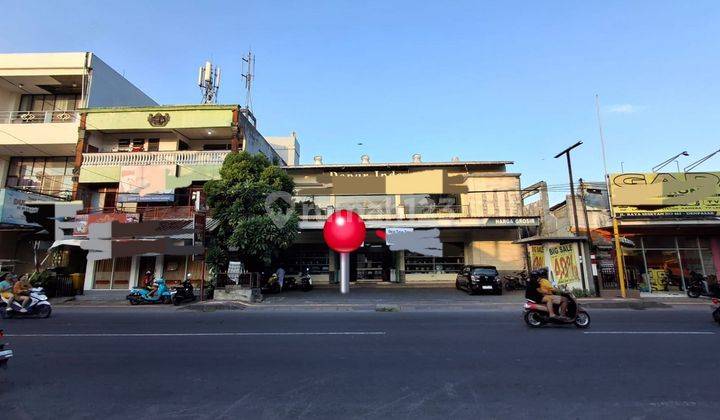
[
  {"xmin": 282, "ymin": 156, "xmax": 538, "ymax": 285},
  {"xmin": 0, "ymin": 52, "xmax": 156, "ymax": 274},
  {"xmin": 71, "ymin": 104, "xmax": 288, "ymax": 291},
  {"xmin": 608, "ymin": 171, "xmax": 720, "ymax": 295}
]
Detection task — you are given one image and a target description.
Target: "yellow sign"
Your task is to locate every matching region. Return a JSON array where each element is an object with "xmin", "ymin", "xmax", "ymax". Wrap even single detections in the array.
[
  {"xmin": 530, "ymin": 245, "xmax": 545, "ymax": 270},
  {"xmin": 548, "ymin": 244, "xmax": 579, "ymax": 286},
  {"xmin": 610, "ymin": 172, "xmax": 720, "ymax": 217}
]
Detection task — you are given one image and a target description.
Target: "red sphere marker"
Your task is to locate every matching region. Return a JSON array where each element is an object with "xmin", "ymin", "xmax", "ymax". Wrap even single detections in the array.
[
  {"xmin": 323, "ymin": 210, "xmax": 366, "ymax": 253},
  {"xmin": 323, "ymin": 210, "xmax": 366, "ymax": 293}
]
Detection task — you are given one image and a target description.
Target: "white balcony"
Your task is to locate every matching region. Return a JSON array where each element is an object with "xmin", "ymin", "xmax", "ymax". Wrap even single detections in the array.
[
  {"xmin": 0, "ymin": 110, "xmax": 78, "ymax": 124},
  {"xmin": 81, "ymin": 150, "xmax": 231, "ymax": 167}
]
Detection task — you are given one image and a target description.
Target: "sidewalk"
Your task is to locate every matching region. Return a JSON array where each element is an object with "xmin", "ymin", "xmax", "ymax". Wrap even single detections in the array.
[{"xmin": 49, "ymin": 287, "xmax": 714, "ymax": 311}]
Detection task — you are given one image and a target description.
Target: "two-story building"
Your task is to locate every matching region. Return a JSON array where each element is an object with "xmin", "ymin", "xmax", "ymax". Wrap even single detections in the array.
[
  {"xmin": 72, "ymin": 104, "xmax": 290, "ymax": 292},
  {"xmin": 0, "ymin": 52, "xmax": 155, "ymax": 274},
  {"xmin": 283, "ymin": 154, "xmax": 538, "ymax": 285}
]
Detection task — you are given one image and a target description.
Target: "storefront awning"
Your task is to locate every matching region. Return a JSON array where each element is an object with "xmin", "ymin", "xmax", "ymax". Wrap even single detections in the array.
[{"xmin": 49, "ymin": 239, "xmax": 85, "ymax": 249}]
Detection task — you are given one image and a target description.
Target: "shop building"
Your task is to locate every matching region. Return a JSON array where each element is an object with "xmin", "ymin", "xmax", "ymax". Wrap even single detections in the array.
[
  {"xmin": 0, "ymin": 52, "xmax": 156, "ymax": 274},
  {"xmin": 71, "ymin": 104, "xmax": 293, "ymax": 292},
  {"xmin": 282, "ymin": 155, "xmax": 538, "ymax": 285},
  {"xmin": 606, "ymin": 171, "xmax": 720, "ymax": 295}
]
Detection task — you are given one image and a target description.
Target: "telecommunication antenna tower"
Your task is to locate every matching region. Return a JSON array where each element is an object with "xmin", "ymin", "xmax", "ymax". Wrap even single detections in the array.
[
  {"xmin": 241, "ymin": 51, "xmax": 255, "ymax": 110},
  {"xmin": 198, "ymin": 61, "xmax": 221, "ymax": 104}
]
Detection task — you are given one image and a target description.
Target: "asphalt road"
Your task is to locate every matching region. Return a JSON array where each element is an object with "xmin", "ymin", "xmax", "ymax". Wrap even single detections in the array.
[{"xmin": 1, "ymin": 306, "xmax": 718, "ymax": 419}]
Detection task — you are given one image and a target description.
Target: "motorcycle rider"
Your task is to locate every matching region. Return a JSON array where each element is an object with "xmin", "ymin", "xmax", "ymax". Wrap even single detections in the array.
[
  {"xmin": 143, "ymin": 270, "xmax": 154, "ymax": 288},
  {"xmin": 11, "ymin": 274, "xmax": 31, "ymax": 313},
  {"xmin": 525, "ymin": 268, "xmax": 568, "ymax": 319},
  {"xmin": 0, "ymin": 273, "xmax": 16, "ymax": 312}
]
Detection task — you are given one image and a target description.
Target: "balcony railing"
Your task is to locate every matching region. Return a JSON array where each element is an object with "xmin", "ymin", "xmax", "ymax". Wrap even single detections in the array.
[
  {"xmin": 0, "ymin": 110, "xmax": 78, "ymax": 124},
  {"xmin": 82, "ymin": 150, "xmax": 231, "ymax": 167}
]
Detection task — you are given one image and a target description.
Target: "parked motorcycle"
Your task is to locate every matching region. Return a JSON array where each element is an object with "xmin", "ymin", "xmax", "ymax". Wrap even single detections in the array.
[
  {"xmin": 283, "ymin": 268, "xmax": 314, "ymax": 292},
  {"xmin": 504, "ymin": 271, "xmax": 528, "ymax": 291},
  {"xmin": 523, "ymin": 291, "xmax": 591, "ymax": 328},
  {"xmin": 261, "ymin": 273, "xmax": 282, "ymax": 294},
  {"xmin": 686, "ymin": 272, "xmax": 720, "ymax": 299},
  {"xmin": 0, "ymin": 329, "xmax": 12, "ymax": 370},
  {"xmin": 127, "ymin": 277, "xmax": 172, "ymax": 305},
  {"xmin": 171, "ymin": 274, "xmax": 197, "ymax": 306},
  {"xmin": 0, "ymin": 287, "xmax": 52, "ymax": 318},
  {"xmin": 712, "ymin": 298, "xmax": 720, "ymax": 325}
]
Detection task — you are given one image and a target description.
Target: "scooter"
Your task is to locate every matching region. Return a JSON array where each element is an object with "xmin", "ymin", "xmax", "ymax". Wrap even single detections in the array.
[
  {"xmin": 504, "ymin": 271, "xmax": 528, "ymax": 291},
  {"xmin": 523, "ymin": 292, "xmax": 591, "ymax": 328},
  {"xmin": 0, "ymin": 329, "xmax": 12, "ymax": 370},
  {"xmin": 283, "ymin": 268, "xmax": 314, "ymax": 292},
  {"xmin": 0, "ymin": 287, "xmax": 52, "ymax": 318},
  {"xmin": 171, "ymin": 274, "xmax": 196, "ymax": 306},
  {"xmin": 261, "ymin": 273, "xmax": 282, "ymax": 294},
  {"xmin": 686, "ymin": 273, "xmax": 719, "ymax": 299},
  {"xmin": 127, "ymin": 277, "xmax": 172, "ymax": 305}
]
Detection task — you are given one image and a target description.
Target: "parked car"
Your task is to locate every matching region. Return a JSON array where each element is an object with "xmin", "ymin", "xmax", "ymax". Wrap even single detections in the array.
[{"xmin": 455, "ymin": 265, "xmax": 502, "ymax": 295}]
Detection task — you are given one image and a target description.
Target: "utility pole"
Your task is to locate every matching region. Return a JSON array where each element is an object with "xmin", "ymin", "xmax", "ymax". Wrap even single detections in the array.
[
  {"xmin": 554, "ymin": 141, "xmax": 587, "ymax": 292},
  {"xmin": 579, "ymin": 179, "xmax": 599, "ymax": 296},
  {"xmin": 595, "ymin": 94, "xmax": 626, "ymax": 298}
]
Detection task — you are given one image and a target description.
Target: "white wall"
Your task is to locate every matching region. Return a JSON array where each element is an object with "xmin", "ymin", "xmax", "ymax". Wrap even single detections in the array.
[
  {"xmin": 86, "ymin": 54, "xmax": 157, "ymax": 108},
  {"xmin": 0, "ymin": 87, "xmax": 20, "ymax": 112}
]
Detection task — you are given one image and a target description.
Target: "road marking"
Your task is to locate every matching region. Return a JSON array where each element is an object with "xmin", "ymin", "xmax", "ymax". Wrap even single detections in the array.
[
  {"xmin": 584, "ymin": 331, "xmax": 714, "ymax": 335},
  {"xmin": 6, "ymin": 331, "xmax": 386, "ymax": 338}
]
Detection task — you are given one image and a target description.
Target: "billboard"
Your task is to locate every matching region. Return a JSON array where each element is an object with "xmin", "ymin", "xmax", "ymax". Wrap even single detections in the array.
[
  {"xmin": 610, "ymin": 172, "xmax": 720, "ymax": 218},
  {"xmin": 118, "ymin": 165, "xmax": 175, "ymax": 203},
  {"xmin": 548, "ymin": 244, "xmax": 580, "ymax": 286}
]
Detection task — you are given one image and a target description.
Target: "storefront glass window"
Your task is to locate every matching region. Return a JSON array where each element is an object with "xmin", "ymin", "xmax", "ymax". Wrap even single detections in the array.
[
  {"xmin": 678, "ymin": 249, "xmax": 703, "ymax": 277},
  {"xmin": 622, "ymin": 249, "xmax": 646, "ymax": 291},
  {"xmin": 5, "ymin": 156, "xmax": 73, "ymax": 198},
  {"xmin": 405, "ymin": 243, "xmax": 465, "ymax": 274},
  {"xmin": 335, "ymin": 195, "xmax": 396, "ymax": 215},
  {"xmin": 294, "ymin": 195, "xmax": 333, "ymax": 216},
  {"xmin": 700, "ymin": 248, "xmax": 717, "ymax": 283},
  {"xmin": 642, "ymin": 236, "xmax": 676, "ymax": 249},
  {"xmin": 401, "ymin": 194, "xmax": 461, "ymax": 214},
  {"xmin": 644, "ymin": 250, "xmax": 684, "ymax": 292}
]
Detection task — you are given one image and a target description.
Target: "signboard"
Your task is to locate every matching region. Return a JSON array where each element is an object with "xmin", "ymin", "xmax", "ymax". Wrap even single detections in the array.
[
  {"xmin": 385, "ymin": 227, "xmax": 413, "ymax": 246},
  {"xmin": 73, "ymin": 212, "xmax": 139, "ymax": 236},
  {"xmin": 0, "ymin": 189, "xmax": 45, "ymax": 227},
  {"xmin": 530, "ymin": 245, "xmax": 545, "ymax": 270},
  {"xmin": 548, "ymin": 244, "xmax": 580, "ymax": 286},
  {"xmin": 192, "ymin": 212, "xmax": 206, "ymax": 261},
  {"xmin": 227, "ymin": 261, "xmax": 243, "ymax": 284},
  {"xmin": 610, "ymin": 172, "xmax": 720, "ymax": 218},
  {"xmin": 118, "ymin": 165, "xmax": 176, "ymax": 203}
]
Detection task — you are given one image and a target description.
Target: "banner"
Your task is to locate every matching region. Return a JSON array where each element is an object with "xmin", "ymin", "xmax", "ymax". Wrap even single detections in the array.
[
  {"xmin": 118, "ymin": 165, "xmax": 175, "ymax": 203},
  {"xmin": 530, "ymin": 245, "xmax": 545, "ymax": 270},
  {"xmin": 548, "ymin": 244, "xmax": 579, "ymax": 286},
  {"xmin": 610, "ymin": 172, "xmax": 720, "ymax": 218}
]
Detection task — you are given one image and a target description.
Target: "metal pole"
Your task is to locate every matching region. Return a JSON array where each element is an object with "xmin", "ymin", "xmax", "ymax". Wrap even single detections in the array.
[
  {"xmin": 612, "ymin": 217, "xmax": 627, "ymax": 298},
  {"xmin": 340, "ymin": 252, "xmax": 350, "ymax": 294},
  {"xmin": 566, "ymin": 153, "xmax": 588, "ymax": 292}
]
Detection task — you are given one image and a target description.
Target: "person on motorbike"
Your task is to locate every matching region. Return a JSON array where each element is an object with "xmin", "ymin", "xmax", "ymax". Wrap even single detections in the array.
[
  {"xmin": 526, "ymin": 268, "xmax": 567, "ymax": 320},
  {"xmin": 0, "ymin": 273, "xmax": 16, "ymax": 312},
  {"xmin": 11, "ymin": 274, "xmax": 31, "ymax": 313},
  {"xmin": 147, "ymin": 279, "xmax": 159, "ymax": 298},
  {"xmin": 143, "ymin": 270, "xmax": 154, "ymax": 288}
]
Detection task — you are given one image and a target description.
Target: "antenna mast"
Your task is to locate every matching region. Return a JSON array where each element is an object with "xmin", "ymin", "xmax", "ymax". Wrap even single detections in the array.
[
  {"xmin": 242, "ymin": 51, "xmax": 255, "ymax": 111},
  {"xmin": 198, "ymin": 60, "xmax": 221, "ymax": 104}
]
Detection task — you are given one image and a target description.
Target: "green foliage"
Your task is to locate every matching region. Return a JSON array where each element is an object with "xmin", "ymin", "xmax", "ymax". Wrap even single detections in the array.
[
  {"xmin": 204, "ymin": 151, "xmax": 299, "ymax": 273},
  {"xmin": 571, "ymin": 288, "xmax": 593, "ymax": 298}
]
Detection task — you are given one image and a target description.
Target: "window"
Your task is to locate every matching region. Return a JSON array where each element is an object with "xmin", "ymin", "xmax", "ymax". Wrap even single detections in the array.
[
  {"xmin": 5, "ymin": 156, "xmax": 73, "ymax": 198},
  {"xmin": 203, "ymin": 143, "xmax": 232, "ymax": 151},
  {"xmin": 18, "ymin": 94, "xmax": 79, "ymax": 112},
  {"xmin": 405, "ymin": 243, "xmax": 465, "ymax": 274},
  {"xmin": 471, "ymin": 267, "xmax": 498, "ymax": 276},
  {"xmin": 335, "ymin": 195, "xmax": 396, "ymax": 215},
  {"xmin": 147, "ymin": 138, "xmax": 160, "ymax": 152},
  {"xmin": 401, "ymin": 194, "xmax": 461, "ymax": 214},
  {"xmin": 294, "ymin": 195, "xmax": 333, "ymax": 216}
]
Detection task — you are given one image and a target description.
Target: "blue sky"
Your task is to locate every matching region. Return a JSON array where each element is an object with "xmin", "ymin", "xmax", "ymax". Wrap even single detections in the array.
[{"xmin": 2, "ymin": 1, "xmax": 719, "ymax": 201}]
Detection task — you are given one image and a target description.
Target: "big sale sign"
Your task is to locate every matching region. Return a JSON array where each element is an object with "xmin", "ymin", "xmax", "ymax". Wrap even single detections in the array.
[{"xmin": 548, "ymin": 244, "xmax": 580, "ymax": 286}]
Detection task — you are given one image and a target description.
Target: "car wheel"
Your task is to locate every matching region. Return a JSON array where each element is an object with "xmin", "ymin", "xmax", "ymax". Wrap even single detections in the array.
[
  {"xmin": 713, "ymin": 308, "xmax": 720, "ymax": 324},
  {"xmin": 455, "ymin": 280, "xmax": 461, "ymax": 290}
]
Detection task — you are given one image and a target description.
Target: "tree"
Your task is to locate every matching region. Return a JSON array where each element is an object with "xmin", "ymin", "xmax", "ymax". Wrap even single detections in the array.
[{"xmin": 204, "ymin": 151, "xmax": 298, "ymax": 273}]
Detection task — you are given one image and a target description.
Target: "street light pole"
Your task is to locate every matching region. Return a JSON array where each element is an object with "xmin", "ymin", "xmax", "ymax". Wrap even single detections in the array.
[{"xmin": 554, "ymin": 141, "xmax": 588, "ymax": 292}]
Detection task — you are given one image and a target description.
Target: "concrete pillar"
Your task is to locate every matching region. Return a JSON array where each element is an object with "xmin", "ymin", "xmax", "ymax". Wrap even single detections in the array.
[
  {"xmin": 0, "ymin": 156, "xmax": 9, "ymax": 187},
  {"xmin": 129, "ymin": 255, "xmax": 140, "ymax": 288},
  {"xmin": 83, "ymin": 259, "xmax": 95, "ymax": 290},
  {"xmin": 154, "ymin": 255, "xmax": 164, "ymax": 279},
  {"xmin": 711, "ymin": 238, "xmax": 720, "ymax": 281}
]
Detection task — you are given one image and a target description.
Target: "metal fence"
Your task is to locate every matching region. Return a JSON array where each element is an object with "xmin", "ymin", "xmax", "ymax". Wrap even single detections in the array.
[{"xmin": 215, "ymin": 272, "xmax": 263, "ymax": 289}]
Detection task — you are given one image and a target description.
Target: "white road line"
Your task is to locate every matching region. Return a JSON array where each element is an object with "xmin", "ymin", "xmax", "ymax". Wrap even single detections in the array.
[
  {"xmin": 584, "ymin": 331, "xmax": 715, "ymax": 335},
  {"xmin": 6, "ymin": 331, "xmax": 386, "ymax": 338}
]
